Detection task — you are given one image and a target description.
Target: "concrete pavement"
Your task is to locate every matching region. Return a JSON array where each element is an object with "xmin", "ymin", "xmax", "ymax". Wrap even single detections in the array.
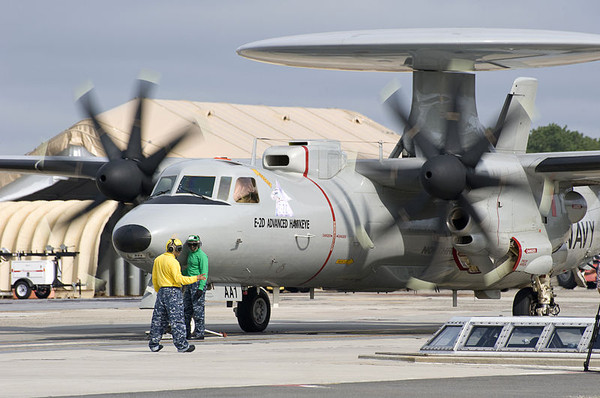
[{"xmin": 1, "ymin": 288, "xmax": 600, "ymax": 397}]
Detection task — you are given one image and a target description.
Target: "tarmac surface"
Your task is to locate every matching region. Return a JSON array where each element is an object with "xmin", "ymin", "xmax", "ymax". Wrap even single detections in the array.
[{"xmin": 1, "ymin": 288, "xmax": 600, "ymax": 397}]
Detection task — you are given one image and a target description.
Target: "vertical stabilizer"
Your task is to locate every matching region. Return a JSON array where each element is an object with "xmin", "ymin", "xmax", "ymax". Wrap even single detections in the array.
[{"xmin": 495, "ymin": 77, "xmax": 538, "ymax": 154}]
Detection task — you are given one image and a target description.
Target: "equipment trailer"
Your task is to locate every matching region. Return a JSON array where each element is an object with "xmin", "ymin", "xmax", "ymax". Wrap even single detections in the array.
[{"xmin": 5, "ymin": 248, "xmax": 79, "ymax": 299}]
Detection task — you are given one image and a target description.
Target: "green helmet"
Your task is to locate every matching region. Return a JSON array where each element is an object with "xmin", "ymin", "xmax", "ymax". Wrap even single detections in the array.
[{"xmin": 187, "ymin": 235, "xmax": 201, "ymax": 244}]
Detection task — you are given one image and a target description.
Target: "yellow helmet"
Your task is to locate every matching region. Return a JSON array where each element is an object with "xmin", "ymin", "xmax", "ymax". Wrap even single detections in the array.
[{"xmin": 166, "ymin": 238, "xmax": 183, "ymax": 253}]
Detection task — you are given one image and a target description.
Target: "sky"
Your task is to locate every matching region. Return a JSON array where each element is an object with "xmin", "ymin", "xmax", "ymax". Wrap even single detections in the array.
[{"xmin": 1, "ymin": 0, "xmax": 600, "ymax": 155}]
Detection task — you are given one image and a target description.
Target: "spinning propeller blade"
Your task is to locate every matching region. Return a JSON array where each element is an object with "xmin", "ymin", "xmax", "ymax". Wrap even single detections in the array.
[
  {"xmin": 77, "ymin": 86, "xmax": 122, "ymax": 161},
  {"xmin": 66, "ymin": 76, "xmax": 197, "ymax": 222},
  {"xmin": 125, "ymin": 78, "xmax": 156, "ymax": 161}
]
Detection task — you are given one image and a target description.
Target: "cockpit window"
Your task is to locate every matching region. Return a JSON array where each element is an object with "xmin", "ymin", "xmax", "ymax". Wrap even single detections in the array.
[
  {"xmin": 152, "ymin": 176, "xmax": 177, "ymax": 196},
  {"xmin": 233, "ymin": 177, "xmax": 259, "ymax": 203},
  {"xmin": 217, "ymin": 176, "xmax": 232, "ymax": 201},
  {"xmin": 176, "ymin": 176, "xmax": 216, "ymax": 197}
]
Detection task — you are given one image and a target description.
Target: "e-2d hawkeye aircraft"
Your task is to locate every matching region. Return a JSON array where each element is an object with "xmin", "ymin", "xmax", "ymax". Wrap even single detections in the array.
[{"xmin": 3, "ymin": 28, "xmax": 600, "ymax": 333}]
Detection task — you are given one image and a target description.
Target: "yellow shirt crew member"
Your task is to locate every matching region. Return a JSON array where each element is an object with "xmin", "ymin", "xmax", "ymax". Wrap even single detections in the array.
[
  {"xmin": 152, "ymin": 251, "xmax": 198, "ymax": 291},
  {"xmin": 148, "ymin": 238, "xmax": 201, "ymax": 353}
]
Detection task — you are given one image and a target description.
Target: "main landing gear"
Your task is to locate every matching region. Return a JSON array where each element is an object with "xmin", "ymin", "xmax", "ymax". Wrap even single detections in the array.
[
  {"xmin": 512, "ymin": 274, "xmax": 560, "ymax": 316},
  {"xmin": 235, "ymin": 287, "xmax": 271, "ymax": 332}
]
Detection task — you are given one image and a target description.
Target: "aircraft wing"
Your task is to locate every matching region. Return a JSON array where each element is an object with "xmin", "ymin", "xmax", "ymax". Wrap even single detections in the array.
[
  {"xmin": 0, "ymin": 155, "xmax": 107, "ymax": 179},
  {"xmin": 520, "ymin": 151, "xmax": 600, "ymax": 185}
]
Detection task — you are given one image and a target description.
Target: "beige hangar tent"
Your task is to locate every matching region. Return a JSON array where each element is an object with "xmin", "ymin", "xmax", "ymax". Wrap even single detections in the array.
[{"xmin": 0, "ymin": 99, "xmax": 398, "ymax": 298}]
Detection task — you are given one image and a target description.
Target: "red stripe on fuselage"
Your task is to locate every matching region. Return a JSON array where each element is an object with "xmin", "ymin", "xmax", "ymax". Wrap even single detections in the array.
[
  {"xmin": 300, "ymin": 146, "xmax": 336, "ymax": 285},
  {"xmin": 303, "ymin": 145, "xmax": 309, "ymax": 178}
]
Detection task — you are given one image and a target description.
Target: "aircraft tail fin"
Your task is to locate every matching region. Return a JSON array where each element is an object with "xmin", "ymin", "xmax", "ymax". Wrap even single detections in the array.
[{"xmin": 494, "ymin": 77, "xmax": 538, "ymax": 154}]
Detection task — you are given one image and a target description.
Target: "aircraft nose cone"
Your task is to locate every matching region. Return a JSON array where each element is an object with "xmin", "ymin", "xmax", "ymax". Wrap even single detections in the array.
[{"xmin": 113, "ymin": 224, "xmax": 151, "ymax": 253}]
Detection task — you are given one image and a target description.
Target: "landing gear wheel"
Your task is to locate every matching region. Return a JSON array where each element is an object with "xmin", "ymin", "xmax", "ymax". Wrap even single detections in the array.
[
  {"xmin": 236, "ymin": 288, "xmax": 271, "ymax": 332},
  {"xmin": 35, "ymin": 286, "xmax": 51, "ymax": 299},
  {"xmin": 14, "ymin": 281, "xmax": 32, "ymax": 300},
  {"xmin": 556, "ymin": 271, "xmax": 577, "ymax": 289},
  {"xmin": 512, "ymin": 287, "xmax": 537, "ymax": 316}
]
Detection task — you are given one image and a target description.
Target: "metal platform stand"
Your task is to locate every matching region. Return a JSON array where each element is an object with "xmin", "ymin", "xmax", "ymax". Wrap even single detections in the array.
[{"xmin": 421, "ymin": 316, "xmax": 600, "ymax": 355}]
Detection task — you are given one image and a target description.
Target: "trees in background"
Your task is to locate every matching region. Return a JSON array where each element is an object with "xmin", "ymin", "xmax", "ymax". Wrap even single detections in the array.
[{"xmin": 527, "ymin": 123, "xmax": 600, "ymax": 153}]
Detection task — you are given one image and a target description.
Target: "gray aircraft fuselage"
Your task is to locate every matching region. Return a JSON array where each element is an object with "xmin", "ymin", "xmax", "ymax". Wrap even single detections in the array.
[{"xmin": 112, "ymin": 140, "xmax": 600, "ymax": 293}]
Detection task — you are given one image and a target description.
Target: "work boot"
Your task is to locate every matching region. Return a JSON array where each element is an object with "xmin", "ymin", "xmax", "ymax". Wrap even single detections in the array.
[{"xmin": 180, "ymin": 344, "xmax": 195, "ymax": 353}]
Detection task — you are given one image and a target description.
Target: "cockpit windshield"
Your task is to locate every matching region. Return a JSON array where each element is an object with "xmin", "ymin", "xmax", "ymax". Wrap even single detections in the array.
[
  {"xmin": 176, "ymin": 176, "xmax": 216, "ymax": 197},
  {"xmin": 151, "ymin": 176, "xmax": 177, "ymax": 196}
]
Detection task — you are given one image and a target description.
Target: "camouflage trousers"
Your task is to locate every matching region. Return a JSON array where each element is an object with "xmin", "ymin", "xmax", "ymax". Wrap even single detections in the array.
[
  {"xmin": 183, "ymin": 281, "xmax": 206, "ymax": 337},
  {"xmin": 149, "ymin": 287, "xmax": 190, "ymax": 352}
]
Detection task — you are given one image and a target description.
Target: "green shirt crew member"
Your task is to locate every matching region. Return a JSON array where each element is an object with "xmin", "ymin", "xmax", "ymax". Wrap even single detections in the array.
[{"xmin": 183, "ymin": 234, "xmax": 209, "ymax": 339}]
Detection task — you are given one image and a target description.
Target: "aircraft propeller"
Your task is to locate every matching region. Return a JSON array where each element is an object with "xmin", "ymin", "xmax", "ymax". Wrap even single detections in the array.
[
  {"xmin": 66, "ymin": 77, "xmax": 196, "ymax": 221},
  {"xmin": 384, "ymin": 87, "xmax": 504, "ymax": 243},
  {"xmin": 377, "ymin": 83, "xmax": 520, "ymax": 289}
]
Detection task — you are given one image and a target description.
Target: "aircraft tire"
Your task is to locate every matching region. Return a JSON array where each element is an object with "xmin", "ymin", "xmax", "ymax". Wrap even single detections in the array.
[
  {"xmin": 512, "ymin": 287, "xmax": 536, "ymax": 316},
  {"xmin": 236, "ymin": 287, "xmax": 271, "ymax": 332},
  {"xmin": 556, "ymin": 271, "xmax": 577, "ymax": 289},
  {"xmin": 34, "ymin": 285, "xmax": 52, "ymax": 299},
  {"xmin": 14, "ymin": 280, "xmax": 32, "ymax": 300}
]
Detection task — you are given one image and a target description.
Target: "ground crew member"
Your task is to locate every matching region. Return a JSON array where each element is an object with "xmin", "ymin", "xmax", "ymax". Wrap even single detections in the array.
[
  {"xmin": 183, "ymin": 234, "xmax": 209, "ymax": 340},
  {"xmin": 149, "ymin": 238, "xmax": 205, "ymax": 353}
]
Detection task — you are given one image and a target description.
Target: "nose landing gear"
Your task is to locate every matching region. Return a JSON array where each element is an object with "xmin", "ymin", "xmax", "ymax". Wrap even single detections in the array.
[
  {"xmin": 235, "ymin": 287, "xmax": 271, "ymax": 332},
  {"xmin": 513, "ymin": 275, "xmax": 560, "ymax": 316}
]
